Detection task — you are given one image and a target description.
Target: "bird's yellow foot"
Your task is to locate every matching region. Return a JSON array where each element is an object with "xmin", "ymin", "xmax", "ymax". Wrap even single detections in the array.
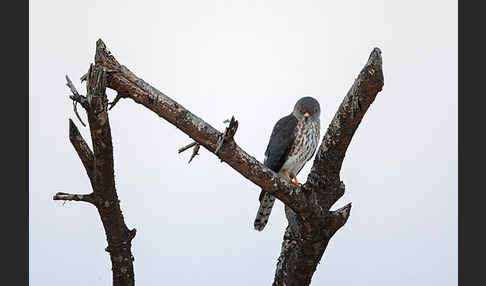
[
  {"xmin": 291, "ymin": 175, "xmax": 302, "ymax": 190},
  {"xmin": 282, "ymin": 170, "xmax": 301, "ymax": 190}
]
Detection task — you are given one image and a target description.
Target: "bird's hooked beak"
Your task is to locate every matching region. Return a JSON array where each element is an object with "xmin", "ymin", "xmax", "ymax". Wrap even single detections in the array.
[{"xmin": 304, "ymin": 112, "xmax": 310, "ymax": 121}]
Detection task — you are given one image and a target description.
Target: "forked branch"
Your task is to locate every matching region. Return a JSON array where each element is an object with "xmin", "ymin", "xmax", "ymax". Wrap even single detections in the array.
[
  {"xmin": 56, "ymin": 39, "xmax": 383, "ymax": 286},
  {"xmin": 92, "ymin": 38, "xmax": 383, "ymax": 286}
]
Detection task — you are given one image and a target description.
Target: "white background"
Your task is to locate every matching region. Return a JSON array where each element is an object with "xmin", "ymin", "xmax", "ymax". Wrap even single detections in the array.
[{"xmin": 30, "ymin": 0, "xmax": 457, "ymax": 285}]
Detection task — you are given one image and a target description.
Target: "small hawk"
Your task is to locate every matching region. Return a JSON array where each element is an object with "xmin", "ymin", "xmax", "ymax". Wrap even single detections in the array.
[{"xmin": 254, "ymin": 97, "xmax": 321, "ymax": 231}]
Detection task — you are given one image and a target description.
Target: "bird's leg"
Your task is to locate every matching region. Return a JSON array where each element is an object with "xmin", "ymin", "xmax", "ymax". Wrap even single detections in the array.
[
  {"xmin": 282, "ymin": 170, "xmax": 301, "ymax": 190},
  {"xmin": 282, "ymin": 170, "xmax": 292, "ymax": 182},
  {"xmin": 291, "ymin": 175, "xmax": 302, "ymax": 190}
]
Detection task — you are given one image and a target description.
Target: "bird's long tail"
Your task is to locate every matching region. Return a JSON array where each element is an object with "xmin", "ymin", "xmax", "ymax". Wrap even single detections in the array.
[{"xmin": 254, "ymin": 191, "xmax": 276, "ymax": 231}]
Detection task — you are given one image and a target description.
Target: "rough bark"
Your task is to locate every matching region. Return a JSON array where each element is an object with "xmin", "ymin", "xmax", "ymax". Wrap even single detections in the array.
[
  {"xmin": 54, "ymin": 66, "xmax": 136, "ymax": 286},
  {"xmin": 95, "ymin": 39, "xmax": 383, "ymax": 285},
  {"xmin": 56, "ymin": 39, "xmax": 383, "ymax": 286},
  {"xmin": 274, "ymin": 48, "xmax": 384, "ymax": 285}
]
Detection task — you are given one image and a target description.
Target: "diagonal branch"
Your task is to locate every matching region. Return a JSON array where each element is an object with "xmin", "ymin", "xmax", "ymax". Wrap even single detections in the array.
[
  {"xmin": 307, "ymin": 48, "xmax": 384, "ymax": 210},
  {"xmin": 272, "ymin": 50, "xmax": 383, "ymax": 286},
  {"xmin": 93, "ymin": 39, "xmax": 312, "ymax": 216},
  {"xmin": 312, "ymin": 48, "xmax": 383, "ymax": 180}
]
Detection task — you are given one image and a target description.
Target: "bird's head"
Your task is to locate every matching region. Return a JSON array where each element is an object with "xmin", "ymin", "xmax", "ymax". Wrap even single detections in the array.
[{"xmin": 292, "ymin": 96, "xmax": 321, "ymax": 122}]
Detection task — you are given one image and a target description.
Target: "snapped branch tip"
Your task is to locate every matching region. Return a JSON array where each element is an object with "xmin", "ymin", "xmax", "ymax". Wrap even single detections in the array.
[{"xmin": 215, "ymin": 116, "xmax": 239, "ymax": 156}]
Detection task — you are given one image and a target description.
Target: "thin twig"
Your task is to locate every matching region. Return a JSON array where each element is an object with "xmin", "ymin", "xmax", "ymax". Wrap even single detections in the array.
[
  {"xmin": 188, "ymin": 143, "xmax": 200, "ymax": 163},
  {"xmin": 80, "ymin": 73, "xmax": 88, "ymax": 83},
  {"xmin": 69, "ymin": 94, "xmax": 88, "ymax": 106},
  {"xmin": 178, "ymin": 141, "xmax": 201, "ymax": 163},
  {"xmin": 108, "ymin": 92, "xmax": 127, "ymax": 110},
  {"xmin": 66, "ymin": 75, "xmax": 87, "ymax": 126},
  {"xmin": 73, "ymin": 101, "xmax": 86, "ymax": 127},
  {"xmin": 178, "ymin": 142, "xmax": 198, "ymax": 153},
  {"xmin": 178, "ymin": 117, "xmax": 235, "ymax": 162},
  {"xmin": 53, "ymin": 192, "xmax": 95, "ymax": 204},
  {"xmin": 66, "ymin": 74, "xmax": 89, "ymax": 109},
  {"xmin": 65, "ymin": 75, "xmax": 80, "ymax": 97}
]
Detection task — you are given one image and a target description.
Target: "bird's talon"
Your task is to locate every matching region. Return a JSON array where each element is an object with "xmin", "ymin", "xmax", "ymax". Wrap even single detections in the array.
[
  {"xmin": 290, "ymin": 175, "xmax": 301, "ymax": 190},
  {"xmin": 295, "ymin": 183, "xmax": 302, "ymax": 192}
]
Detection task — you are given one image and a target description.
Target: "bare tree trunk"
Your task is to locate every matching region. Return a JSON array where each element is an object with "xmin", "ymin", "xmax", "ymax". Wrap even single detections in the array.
[
  {"xmin": 54, "ymin": 64, "xmax": 136, "ymax": 286},
  {"xmin": 54, "ymin": 39, "xmax": 383, "ymax": 286}
]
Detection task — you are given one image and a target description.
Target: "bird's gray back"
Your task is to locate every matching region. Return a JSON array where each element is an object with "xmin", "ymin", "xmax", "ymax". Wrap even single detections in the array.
[{"xmin": 263, "ymin": 114, "xmax": 298, "ymax": 172}]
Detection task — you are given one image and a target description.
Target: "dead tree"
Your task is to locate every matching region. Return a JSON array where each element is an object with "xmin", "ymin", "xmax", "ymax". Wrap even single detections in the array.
[
  {"xmin": 54, "ymin": 65, "xmax": 136, "ymax": 286},
  {"xmin": 54, "ymin": 39, "xmax": 384, "ymax": 286}
]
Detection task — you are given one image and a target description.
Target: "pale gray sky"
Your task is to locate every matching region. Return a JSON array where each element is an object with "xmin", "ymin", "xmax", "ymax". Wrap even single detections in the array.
[{"xmin": 30, "ymin": 0, "xmax": 457, "ymax": 285}]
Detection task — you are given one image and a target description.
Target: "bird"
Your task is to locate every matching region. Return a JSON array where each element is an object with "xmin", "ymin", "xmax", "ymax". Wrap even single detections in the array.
[{"xmin": 254, "ymin": 96, "xmax": 321, "ymax": 231}]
